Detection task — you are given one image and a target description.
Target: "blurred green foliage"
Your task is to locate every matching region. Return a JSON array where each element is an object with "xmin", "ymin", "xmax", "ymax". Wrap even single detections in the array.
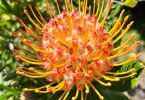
[
  {"xmin": 0, "ymin": 0, "xmax": 52, "ymax": 99},
  {"xmin": 0, "ymin": 0, "xmax": 145, "ymax": 100}
]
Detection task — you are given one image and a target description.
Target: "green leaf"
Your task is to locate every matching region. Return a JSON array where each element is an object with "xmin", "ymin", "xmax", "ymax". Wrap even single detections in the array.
[
  {"xmin": 4, "ymin": 71, "xmax": 16, "ymax": 81},
  {"xmin": 102, "ymin": 89, "xmax": 129, "ymax": 100},
  {"xmin": 87, "ymin": 83, "xmax": 129, "ymax": 100},
  {"xmin": 6, "ymin": 57, "xmax": 13, "ymax": 65},
  {"xmin": 109, "ymin": 77, "xmax": 137, "ymax": 92},
  {"xmin": 111, "ymin": 5, "xmax": 123, "ymax": 17},
  {"xmin": 124, "ymin": 0, "xmax": 138, "ymax": 8},
  {"xmin": 134, "ymin": 62, "xmax": 145, "ymax": 77},
  {"xmin": 131, "ymin": 78, "xmax": 138, "ymax": 89},
  {"xmin": 0, "ymin": 84, "xmax": 20, "ymax": 95},
  {"xmin": 0, "ymin": 92, "xmax": 14, "ymax": 100},
  {"xmin": 109, "ymin": 61, "xmax": 144, "ymax": 92}
]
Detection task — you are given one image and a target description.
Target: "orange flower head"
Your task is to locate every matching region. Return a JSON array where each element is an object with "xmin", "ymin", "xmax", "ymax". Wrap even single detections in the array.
[{"xmin": 14, "ymin": 0, "xmax": 140, "ymax": 100}]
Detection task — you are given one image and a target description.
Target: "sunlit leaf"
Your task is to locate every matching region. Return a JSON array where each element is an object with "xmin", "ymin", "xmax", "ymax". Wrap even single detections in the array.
[{"xmin": 124, "ymin": 0, "xmax": 138, "ymax": 8}]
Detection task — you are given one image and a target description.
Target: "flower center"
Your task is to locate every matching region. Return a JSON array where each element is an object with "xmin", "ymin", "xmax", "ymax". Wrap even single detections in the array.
[{"xmin": 40, "ymin": 11, "xmax": 114, "ymax": 90}]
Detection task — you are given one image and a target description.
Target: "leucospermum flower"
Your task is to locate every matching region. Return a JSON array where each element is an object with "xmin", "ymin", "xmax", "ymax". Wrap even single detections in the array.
[{"xmin": 13, "ymin": 0, "xmax": 141, "ymax": 100}]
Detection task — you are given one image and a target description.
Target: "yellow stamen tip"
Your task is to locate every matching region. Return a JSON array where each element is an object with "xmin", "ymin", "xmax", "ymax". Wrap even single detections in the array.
[
  {"xmin": 24, "ymin": 10, "xmax": 28, "ymax": 15},
  {"xmin": 28, "ymin": 67, "xmax": 34, "ymax": 71},
  {"xmin": 107, "ymin": 82, "xmax": 111, "ymax": 86},
  {"xmin": 131, "ymin": 68, "xmax": 135, "ymax": 72},
  {"xmin": 115, "ymin": 78, "xmax": 120, "ymax": 81},
  {"xmin": 124, "ymin": 16, "xmax": 129, "ymax": 21},
  {"xmin": 72, "ymin": 97, "xmax": 76, "ymax": 100},
  {"xmin": 130, "ymin": 21, "xmax": 134, "ymax": 25},
  {"xmin": 133, "ymin": 73, "xmax": 137, "ymax": 76},
  {"xmin": 100, "ymin": 96, "xmax": 104, "ymax": 100},
  {"xmin": 85, "ymin": 90, "xmax": 90, "ymax": 94},
  {"xmin": 16, "ymin": 71, "xmax": 19, "ymax": 74},
  {"xmin": 15, "ymin": 55, "xmax": 19, "ymax": 58}
]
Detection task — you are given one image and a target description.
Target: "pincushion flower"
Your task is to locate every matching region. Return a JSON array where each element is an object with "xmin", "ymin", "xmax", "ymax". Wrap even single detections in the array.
[{"xmin": 13, "ymin": 0, "xmax": 141, "ymax": 100}]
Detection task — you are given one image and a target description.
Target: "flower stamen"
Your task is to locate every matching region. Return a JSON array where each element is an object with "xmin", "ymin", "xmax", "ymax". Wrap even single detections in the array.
[
  {"xmin": 64, "ymin": 0, "xmax": 69, "ymax": 12},
  {"xmin": 35, "ymin": 7, "xmax": 47, "ymax": 23},
  {"xmin": 46, "ymin": 0, "xmax": 56, "ymax": 18},
  {"xmin": 117, "ymin": 73, "xmax": 137, "ymax": 79},
  {"xmin": 85, "ymin": 83, "xmax": 90, "ymax": 94},
  {"xmin": 100, "ymin": 0, "xmax": 112, "ymax": 26},
  {"xmin": 97, "ymin": 0, "xmax": 105, "ymax": 22},
  {"xmin": 108, "ymin": 41, "xmax": 140, "ymax": 59},
  {"xmin": 93, "ymin": 0, "xmax": 96, "ymax": 16},
  {"xmin": 113, "ymin": 34, "xmax": 135, "ymax": 51},
  {"xmin": 95, "ymin": 0, "xmax": 100, "ymax": 17},
  {"xmin": 81, "ymin": 90, "xmax": 84, "ymax": 100},
  {"xmin": 89, "ymin": 83, "xmax": 104, "ymax": 100},
  {"xmin": 14, "ymin": 50, "xmax": 40, "ymax": 62},
  {"xmin": 99, "ymin": 74, "xmax": 120, "ymax": 81},
  {"xmin": 63, "ymin": 90, "xmax": 71, "ymax": 100},
  {"xmin": 113, "ymin": 21, "xmax": 134, "ymax": 43},
  {"xmin": 113, "ymin": 53, "xmax": 141, "ymax": 66},
  {"xmin": 109, "ymin": 9, "xmax": 125, "ymax": 34},
  {"xmin": 106, "ymin": 68, "xmax": 135, "ymax": 75},
  {"xmin": 55, "ymin": 0, "xmax": 61, "ymax": 14},
  {"xmin": 72, "ymin": 89, "xmax": 79, "ymax": 100},
  {"xmin": 18, "ymin": 19, "xmax": 40, "ymax": 40},
  {"xmin": 24, "ymin": 10, "xmax": 42, "ymax": 31},
  {"xmin": 71, "ymin": 0, "xmax": 74, "ymax": 12},
  {"xmin": 58, "ymin": 91, "xmax": 67, "ymax": 100},
  {"xmin": 93, "ymin": 77, "xmax": 111, "ymax": 86},
  {"xmin": 28, "ymin": 4, "xmax": 44, "ymax": 26},
  {"xmin": 103, "ymin": 16, "xmax": 129, "ymax": 45}
]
